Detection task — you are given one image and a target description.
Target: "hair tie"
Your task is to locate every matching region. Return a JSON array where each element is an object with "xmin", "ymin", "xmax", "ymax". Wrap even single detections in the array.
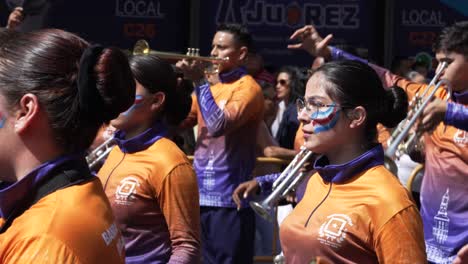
[{"xmin": 77, "ymin": 44, "xmax": 105, "ymax": 121}]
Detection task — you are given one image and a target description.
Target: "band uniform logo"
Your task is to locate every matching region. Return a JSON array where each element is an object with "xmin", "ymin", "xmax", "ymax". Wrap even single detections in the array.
[
  {"xmin": 454, "ymin": 129, "xmax": 467, "ymax": 145},
  {"xmin": 318, "ymin": 213, "xmax": 353, "ymax": 249},
  {"xmin": 115, "ymin": 176, "xmax": 140, "ymax": 205}
]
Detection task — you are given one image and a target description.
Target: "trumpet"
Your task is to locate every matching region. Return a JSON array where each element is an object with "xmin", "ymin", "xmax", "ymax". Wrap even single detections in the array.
[
  {"xmin": 385, "ymin": 61, "xmax": 450, "ymax": 161},
  {"xmin": 86, "ymin": 137, "xmax": 116, "ymax": 171},
  {"xmin": 132, "ymin": 39, "xmax": 228, "ymax": 63},
  {"xmin": 250, "ymin": 147, "xmax": 314, "ymax": 222}
]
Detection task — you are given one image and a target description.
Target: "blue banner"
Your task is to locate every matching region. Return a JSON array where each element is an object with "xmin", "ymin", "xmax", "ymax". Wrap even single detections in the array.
[
  {"xmin": 393, "ymin": 0, "xmax": 468, "ymax": 60},
  {"xmin": 2, "ymin": 0, "xmax": 189, "ymax": 52},
  {"xmin": 199, "ymin": 0, "xmax": 379, "ymax": 68}
]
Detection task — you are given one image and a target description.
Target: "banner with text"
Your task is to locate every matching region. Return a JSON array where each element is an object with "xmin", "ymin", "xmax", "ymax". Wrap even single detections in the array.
[
  {"xmin": 198, "ymin": 0, "xmax": 380, "ymax": 68},
  {"xmin": 2, "ymin": 0, "xmax": 189, "ymax": 52},
  {"xmin": 393, "ymin": 0, "xmax": 468, "ymax": 67}
]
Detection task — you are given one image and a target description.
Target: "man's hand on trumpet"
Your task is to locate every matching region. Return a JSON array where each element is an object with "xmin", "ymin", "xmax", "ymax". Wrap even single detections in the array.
[
  {"xmin": 232, "ymin": 179, "xmax": 260, "ymax": 210},
  {"xmin": 175, "ymin": 59, "xmax": 206, "ymax": 82},
  {"xmin": 232, "ymin": 179, "xmax": 298, "ymax": 210}
]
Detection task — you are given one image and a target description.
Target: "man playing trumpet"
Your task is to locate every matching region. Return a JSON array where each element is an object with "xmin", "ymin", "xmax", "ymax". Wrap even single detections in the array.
[{"xmin": 177, "ymin": 24, "xmax": 264, "ymax": 264}]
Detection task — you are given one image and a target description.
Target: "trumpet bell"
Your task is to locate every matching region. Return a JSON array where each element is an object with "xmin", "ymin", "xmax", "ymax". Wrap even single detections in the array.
[
  {"xmin": 249, "ymin": 148, "xmax": 313, "ymax": 222},
  {"xmin": 249, "ymin": 201, "xmax": 273, "ymax": 222},
  {"xmin": 384, "ymin": 155, "xmax": 398, "ymax": 176},
  {"xmin": 133, "ymin": 39, "xmax": 151, "ymax": 55},
  {"xmin": 273, "ymin": 253, "xmax": 285, "ymax": 264}
]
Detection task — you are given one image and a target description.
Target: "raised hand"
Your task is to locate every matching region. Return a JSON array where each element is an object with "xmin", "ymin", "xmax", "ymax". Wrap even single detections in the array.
[
  {"xmin": 287, "ymin": 25, "xmax": 333, "ymax": 59},
  {"xmin": 7, "ymin": 7, "xmax": 24, "ymax": 30}
]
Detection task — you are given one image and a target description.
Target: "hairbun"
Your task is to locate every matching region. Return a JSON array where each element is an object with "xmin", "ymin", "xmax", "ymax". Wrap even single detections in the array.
[
  {"xmin": 76, "ymin": 45, "xmax": 109, "ymax": 122},
  {"xmin": 379, "ymin": 86, "xmax": 408, "ymax": 128}
]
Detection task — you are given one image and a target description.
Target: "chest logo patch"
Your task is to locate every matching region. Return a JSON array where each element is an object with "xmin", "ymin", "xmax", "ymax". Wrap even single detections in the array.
[
  {"xmin": 453, "ymin": 129, "xmax": 468, "ymax": 145},
  {"xmin": 115, "ymin": 176, "xmax": 140, "ymax": 205},
  {"xmin": 318, "ymin": 213, "xmax": 353, "ymax": 249}
]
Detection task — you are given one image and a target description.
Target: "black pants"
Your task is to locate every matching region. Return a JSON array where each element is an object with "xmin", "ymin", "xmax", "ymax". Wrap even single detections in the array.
[{"xmin": 200, "ymin": 206, "xmax": 255, "ymax": 264}]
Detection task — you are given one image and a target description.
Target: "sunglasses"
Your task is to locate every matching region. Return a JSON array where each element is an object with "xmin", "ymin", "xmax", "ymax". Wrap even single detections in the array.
[{"xmin": 277, "ymin": 79, "xmax": 288, "ymax": 86}]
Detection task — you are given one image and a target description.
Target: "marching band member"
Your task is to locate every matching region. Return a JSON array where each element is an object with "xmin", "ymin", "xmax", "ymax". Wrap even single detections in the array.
[
  {"xmin": 0, "ymin": 28, "xmax": 135, "ymax": 263},
  {"xmin": 280, "ymin": 60, "xmax": 426, "ymax": 263},
  {"xmin": 293, "ymin": 22, "xmax": 468, "ymax": 263},
  {"xmin": 177, "ymin": 23, "xmax": 264, "ymax": 264},
  {"xmin": 97, "ymin": 54, "xmax": 201, "ymax": 264}
]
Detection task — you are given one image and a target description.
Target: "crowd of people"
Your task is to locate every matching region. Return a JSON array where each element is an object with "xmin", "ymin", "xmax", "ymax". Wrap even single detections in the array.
[{"xmin": 0, "ymin": 6, "xmax": 466, "ymax": 264}]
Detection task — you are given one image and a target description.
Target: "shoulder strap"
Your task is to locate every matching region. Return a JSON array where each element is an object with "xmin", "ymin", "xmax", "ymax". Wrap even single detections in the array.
[{"xmin": 0, "ymin": 158, "xmax": 94, "ymax": 234}]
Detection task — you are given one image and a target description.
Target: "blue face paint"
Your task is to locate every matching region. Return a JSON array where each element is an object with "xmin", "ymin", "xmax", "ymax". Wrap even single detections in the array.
[
  {"xmin": 0, "ymin": 112, "xmax": 5, "ymax": 128},
  {"xmin": 310, "ymin": 103, "xmax": 336, "ymax": 120},
  {"xmin": 310, "ymin": 104, "xmax": 341, "ymax": 134},
  {"xmin": 122, "ymin": 95, "xmax": 144, "ymax": 116}
]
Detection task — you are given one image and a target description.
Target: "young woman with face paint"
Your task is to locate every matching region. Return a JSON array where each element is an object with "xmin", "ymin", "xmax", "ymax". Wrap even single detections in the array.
[
  {"xmin": 291, "ymin": 22, "xmax": 468, "ymax": 263},
  {"xmin": 278, "ymin": 60, "xmax": 427, "ymax": 263},
  {"xmin": 97, "ymin": 54, "xmax": 201, "ymax": 264},
  {"xmin": 0, "ymin": 29, "xmax": 135, "ymax": 263}
]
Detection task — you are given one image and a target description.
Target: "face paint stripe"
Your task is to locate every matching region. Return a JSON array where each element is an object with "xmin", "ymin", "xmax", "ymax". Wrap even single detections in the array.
[
  {"xmin": 312, "ymin": 107, "xmax": 339, "ymax": 124},
  {"xmin": 311, "ymin": 107, "xmax": 340, "ymax": 124},
  {"xmin": 123, "ymin": 95, "xmax": 144, "ymax": 116},
  {"xmin": 134, "ymin": 95, "xmax": 144, "ymax": 104},
  {"xmin": 0, "ymin": 113, "xmax": 5, "ymax": 128},
  {"xmin": 313, "ymin": 109, "xmax": 341, "ymax": 134},
  {"xmin": 310, "ymin": 104, "xmax": 337, "ymax": 120}
]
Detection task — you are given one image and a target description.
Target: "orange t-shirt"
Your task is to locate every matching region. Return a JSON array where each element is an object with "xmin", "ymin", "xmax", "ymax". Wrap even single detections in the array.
[
  {"xmin": 280, "ymin": 166, "xmax": 426, "ymax": 263},
  {"xmin": 98, "ymin": 137, "xmax": 200, "ymax": 263},
  {"xmin": 0, "ymin": 179, "xmax": 125, "ymax": 264}
]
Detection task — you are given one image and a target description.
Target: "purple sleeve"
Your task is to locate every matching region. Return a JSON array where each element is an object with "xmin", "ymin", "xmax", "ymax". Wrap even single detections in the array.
[
  {"xmin": 195, "ymin": 82, "xmax": 227, "ymax": 137},
  {"xmin": 256, "ymin": 173, "xmax": 281, "ymax": 194},
  {"xmin": 330, "ymin": 46, "xmax": 368, "ymax": 64},
  {"xmin": 329, "ymin": 46, "xmax": 398, "ymax": 89},
  {"xmin": 445, "ymin": 102, "xmax": 468, "ymax": 131}
]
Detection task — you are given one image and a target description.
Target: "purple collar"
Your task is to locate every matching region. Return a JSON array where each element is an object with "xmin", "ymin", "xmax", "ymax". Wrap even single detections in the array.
[
  {"xmin": 219, "ymin": 67, "xmax": 247, "ymax": 83},
  {"xmin": 314, "ymin": 144, "xmax": 384, "ymax": 183},
  {"xmin": 0, "ymin": 154, "xmax": 83, "ymax": 219},
  {"xmin": 114, "ymin": 122, "xmax": 167, "ymax": 153},
  {"xmin": 452, "ymin": 90, "xmax": 468, "ymax": 104}
]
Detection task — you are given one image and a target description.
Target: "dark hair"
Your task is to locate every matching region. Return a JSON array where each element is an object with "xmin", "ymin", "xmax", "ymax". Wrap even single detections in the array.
[
  {"xmin": 277, "ymin": 65, "xmax": 305, "ymax": 104},
  {"xmin": 129, "ymin": 54, "xmax": 192, "ymax": 126},
  {"xmin": 313, "ymin": 60, "xmax": 408, "ymax": 142},
  {"xmin": 0, "ymin": 29, "xmax": 135, "ymax": 153},
  {"xmin": 439, "ymin": 21, "xmax": 468, "ymax": 57},
  {"xmin": 432, "ymin": 34, "xmax": 442, "ymax": 54},
  {"xmin": 216, "ymin": 23, "xmax": 253, "ymax": 51}
]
